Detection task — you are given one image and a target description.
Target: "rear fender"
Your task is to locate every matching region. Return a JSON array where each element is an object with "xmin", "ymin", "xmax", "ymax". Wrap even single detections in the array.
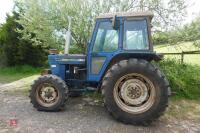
[{"xmin": 100, "ymin": 52, "xmax": 163, "ymax": 81}]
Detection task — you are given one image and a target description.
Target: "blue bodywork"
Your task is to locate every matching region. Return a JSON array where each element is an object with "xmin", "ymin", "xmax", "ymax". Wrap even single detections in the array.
[
  {"xmin": 48, "ymin": 17, "xmax": 161, "ymax": 90},
  {"xmin": 48, "ymin": 54, "xmax": 85, "ymax": 80}
]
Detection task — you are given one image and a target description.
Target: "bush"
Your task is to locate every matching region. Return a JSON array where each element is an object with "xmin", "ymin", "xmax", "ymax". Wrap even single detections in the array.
[
  {"xmin": 17, "ymin": 41, "xmax": 47, "ymax": 66},
  {"xmin": 158, "ymin": 59, "xmax": 200, "ymax": 99},
  {"xmin": 153, "ymin": 32, "xmax": 169, "ymax": 45}
]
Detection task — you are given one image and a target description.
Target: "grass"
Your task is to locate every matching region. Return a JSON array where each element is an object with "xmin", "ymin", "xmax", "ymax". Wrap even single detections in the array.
[
  {"xmin": 158, "ymin": 59, "xmax": 200, "ymax": 100},
  {"xmin": 0, "ymin": 65, "xmax": 42, "ymax": 83},
  {"xmin": 155, "ymin": 42, "xmax": 200, "ymax": 99},
  {"xmin": 155, "ymin": 42, "xmax": 200, "ymax": 66}
]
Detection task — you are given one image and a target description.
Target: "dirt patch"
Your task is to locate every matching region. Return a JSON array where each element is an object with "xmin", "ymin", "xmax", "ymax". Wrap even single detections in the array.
[
  {"xmin": 0, "ymin": 75, "xmax": 39, "ymax": 94},
  {"xmin": 164, "ymin": 100, "xmax": 200, "ymax": 122}
]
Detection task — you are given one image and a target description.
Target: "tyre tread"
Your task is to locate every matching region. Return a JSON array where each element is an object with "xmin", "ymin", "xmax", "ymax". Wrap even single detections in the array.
[{"xmin": 29, "ymin": 75, "xmax": 69, "ymax": 112}]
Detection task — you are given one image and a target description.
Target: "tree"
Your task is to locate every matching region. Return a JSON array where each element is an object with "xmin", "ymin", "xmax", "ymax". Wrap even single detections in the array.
[
  {"xmin": 0, "ymin": 11, "xmax": 47, "ymax": 66},
  {"xmin": 0, "ymin": 12, "xmax": 21, "ymax": 65},
  {"xmin": 152, "ymin": 15, "xmax": 200, "ymax": 45},
  {"xmin": 16, "ymin": 0, "xmax": 187, "ymax": 53}
]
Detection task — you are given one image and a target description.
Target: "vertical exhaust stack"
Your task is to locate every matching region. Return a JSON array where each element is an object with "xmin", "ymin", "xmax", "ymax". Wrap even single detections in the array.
[{"xmin": 64, "ymin": 17, "xmax": 72, "ymax": 55}]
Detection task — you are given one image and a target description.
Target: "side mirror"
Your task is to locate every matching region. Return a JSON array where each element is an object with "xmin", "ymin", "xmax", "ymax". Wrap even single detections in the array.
[{"xmin": 112, "ymin": 15, "xmax": 117, "ymax": 29}]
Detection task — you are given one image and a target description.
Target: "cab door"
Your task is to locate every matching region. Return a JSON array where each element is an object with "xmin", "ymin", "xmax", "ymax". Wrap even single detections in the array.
[{"xmin": 87, "ymin": 19, "xmax": 120, "ymax": 81}]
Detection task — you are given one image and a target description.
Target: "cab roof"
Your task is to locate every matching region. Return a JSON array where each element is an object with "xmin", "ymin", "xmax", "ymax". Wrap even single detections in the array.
[{"xmin": 97, "ymin": 11, "xmax": 154, "ymax": 21}]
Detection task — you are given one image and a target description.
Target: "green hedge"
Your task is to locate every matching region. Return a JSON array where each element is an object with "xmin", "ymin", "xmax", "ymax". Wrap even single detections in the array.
[{"xmin": 158, "ymin": 59, "xmax": 200, "ymax": 99}]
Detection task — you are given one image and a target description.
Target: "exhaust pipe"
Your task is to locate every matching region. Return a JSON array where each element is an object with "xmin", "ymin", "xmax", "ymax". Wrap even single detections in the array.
[{"xmin": 64, "ymin": 17, "xmax": 71, "ymax": 55}]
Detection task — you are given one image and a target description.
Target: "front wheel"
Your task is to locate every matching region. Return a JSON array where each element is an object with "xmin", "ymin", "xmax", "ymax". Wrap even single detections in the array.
[
  {"xmin": 29, "ymin": 75, "xmax": 69, "ymax": 111},
  {"xmin": 101, "ymin": 59, "xmax": 170, "ymax": 125}
]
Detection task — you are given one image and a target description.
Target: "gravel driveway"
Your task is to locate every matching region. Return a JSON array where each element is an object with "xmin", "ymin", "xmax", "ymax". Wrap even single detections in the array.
[
  {"xmin": 0, "ymin": 92, "xmax": 200, "ymax": 133},
  {"xmin": 0, "ymin": 77, "xmax": 200, "ymax": 133}
]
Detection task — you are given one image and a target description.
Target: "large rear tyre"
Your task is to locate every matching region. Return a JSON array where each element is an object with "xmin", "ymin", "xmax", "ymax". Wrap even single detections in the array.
[
  {"xmin": 101, "ymin": 59, "xmax": 170, "ymax": 125},
  {"xmin": 29, "ymin": 75, "xmax": 69, "ymax": 111}
]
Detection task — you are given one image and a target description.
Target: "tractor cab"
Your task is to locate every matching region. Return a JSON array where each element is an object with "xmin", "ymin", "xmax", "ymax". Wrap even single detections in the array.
[{"xmin": 87, "ymin": 12, "xmax": 155, "ymax": 81}]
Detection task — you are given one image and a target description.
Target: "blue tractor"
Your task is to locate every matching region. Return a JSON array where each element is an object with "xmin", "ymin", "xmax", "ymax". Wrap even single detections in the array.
[{"xmin": 29, "ymin": 12, "xmax": 171, "ymax": 125}]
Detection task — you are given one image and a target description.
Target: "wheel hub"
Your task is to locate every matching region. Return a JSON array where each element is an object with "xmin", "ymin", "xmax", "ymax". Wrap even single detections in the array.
[
  {"xmin": 120, "ymin": 79, "xmax": 148, "ymax": 105},
  {"xmin": 127, "ymin": 86, "xmax": 141, "ymax": 99},
  {"xmin": 36, "ymin": 83, "xmax": 59, "ymax": 107},
  {"xmin": 41, "ymin": 87, "xmax": 56, "ymax": 103},
  {"xmin": 41, "ymin": 87, "xmax": 57, "ymax": 103}
]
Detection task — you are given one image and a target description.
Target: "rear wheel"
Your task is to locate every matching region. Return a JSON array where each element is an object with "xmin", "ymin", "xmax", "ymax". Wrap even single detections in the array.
[
  {"xmin": 101, "ymin": 59, "xmax": 170, "ymax": 125},
  {"xmin": 29, "ymin": 75, "xmax": 69, "ymax": 111}
]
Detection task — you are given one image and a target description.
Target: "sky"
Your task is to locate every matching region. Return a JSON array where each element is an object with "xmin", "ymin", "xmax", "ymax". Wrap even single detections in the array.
[
  {"xmin": 0, "ymin": 0, "xmax": 14, "ymax": 23},
  {"xmin": 184, "ymin": 0, "xmax": 200, "ymax": 24},
  {"xmin": 0, "ymin": 0, "xmax": 200, "ymax": 24}
]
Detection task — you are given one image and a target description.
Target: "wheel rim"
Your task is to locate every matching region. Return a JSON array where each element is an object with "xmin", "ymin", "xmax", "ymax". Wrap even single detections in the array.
[
  {"xmin": 36, "ymin": 83, "xmax": 60, "ymax": 107},
  {"xmin": 113, "ymin": 73, "xmax": 156, "ymax": 114}
]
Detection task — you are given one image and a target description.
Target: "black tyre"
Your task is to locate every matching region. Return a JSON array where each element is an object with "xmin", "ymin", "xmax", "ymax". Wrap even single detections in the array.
[
  {"xmin": 101, "ymin": 59, "xmax": 170, "ymax": 125},
  {"xmin": 29, "ymin": 75, "xmax": 69, "ymax": 111}
]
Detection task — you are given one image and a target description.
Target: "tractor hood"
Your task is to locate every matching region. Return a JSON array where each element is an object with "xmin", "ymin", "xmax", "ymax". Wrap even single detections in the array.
[
  {"xmin": 48, "ymin": 54, "xmax": 86, "ymax": 65},
  {"xmin": 48, "ymin": 54, "xmax": 86, "ymax": 80}
]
